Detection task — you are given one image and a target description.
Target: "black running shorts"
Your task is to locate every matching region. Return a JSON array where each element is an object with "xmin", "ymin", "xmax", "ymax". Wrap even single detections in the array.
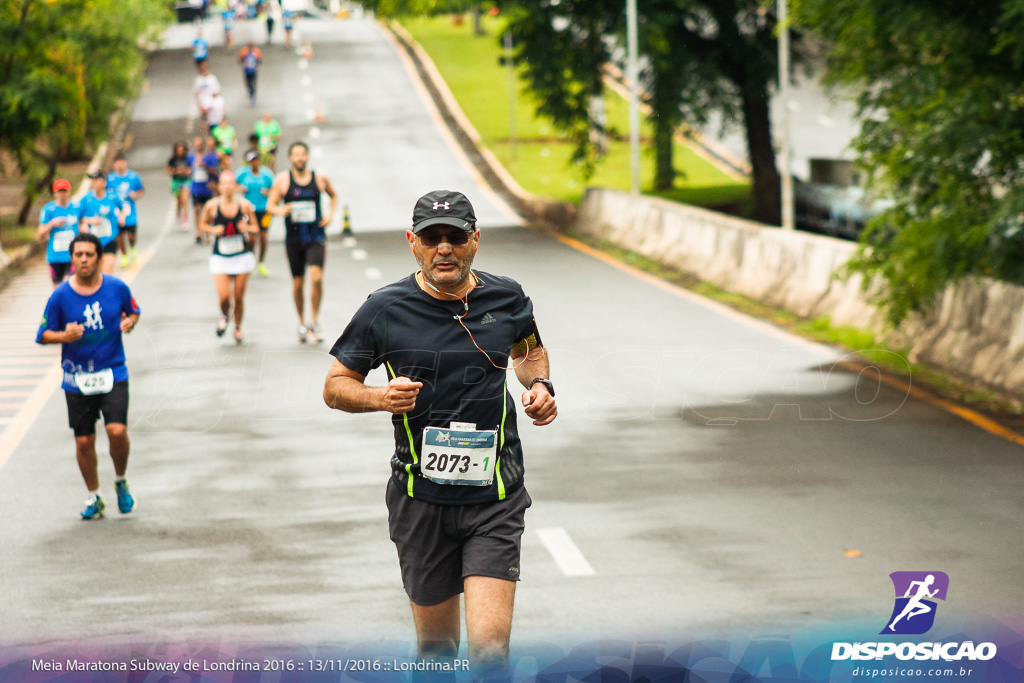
[
  {"xmin": 65, "ymin": 381, "xmax": 129, "ymax": 437},
  {"xmin": 385, "ymin": 481, "xmax": 531, "ymax": 606},
  {"xmin": 285, "ymin": 240, "xmax": 326, "ymax": 277},
  {"xmin": 121, "ymin": 225, "xmax": 138, "ymax": 236},
  {"xmin": 256, "ymin": 211, "xmax": 270, "ymax": 231},
  {"xmin": 49, "ymin": 262, "xmax": 71, "ymax": 284},
  {"xmin": 102, "ymin": 241, "xmax": 118, "ymax": 256}
]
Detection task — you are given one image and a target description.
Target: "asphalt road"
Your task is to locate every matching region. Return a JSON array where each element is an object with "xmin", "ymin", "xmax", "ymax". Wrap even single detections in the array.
[{"xmin": 0, "ymin": 14, "xmax": 1022, "ymax": 663}]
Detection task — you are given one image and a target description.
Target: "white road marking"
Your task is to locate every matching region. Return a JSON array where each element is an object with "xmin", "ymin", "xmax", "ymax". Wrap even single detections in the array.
[
  {"xmin": 364, "ymin": 267, "xmax": 382, "ymax": 280},
  {"xmin": 309, "ymin": 126, "xmax": 321, "ymax": 139},
  {"xmin": 301, "ymin": 75, "xmax": 312, "ymax": 86},
  {"xmin": 537, "ymin": 527, "xmax": 595, "ymax": 576},
  {"xmin": 351, "ymin": 248, "xmax": 368, "ymax": 261},
  {"xmin": 312, "ymin": 146, "xmax": 324, "ymax": 159},
  {"xmin": 298, "ymin": 58, "xmax": 309, "ymax": 70}
]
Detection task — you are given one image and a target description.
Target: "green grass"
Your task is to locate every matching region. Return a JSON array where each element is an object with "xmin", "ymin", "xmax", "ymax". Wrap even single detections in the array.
[
  {"xmin": 399, "ymin": 15, "xmax": 750, "ymax": 206},
  {"xmin": 0, "ymin": 220, "xmax": 37, "ymax": 251}
]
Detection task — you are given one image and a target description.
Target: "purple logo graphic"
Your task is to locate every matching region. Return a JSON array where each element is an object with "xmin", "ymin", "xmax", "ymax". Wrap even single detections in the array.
[{"xmin": 880, "ymin": 571, "xmax": 949, "ymax": 635}]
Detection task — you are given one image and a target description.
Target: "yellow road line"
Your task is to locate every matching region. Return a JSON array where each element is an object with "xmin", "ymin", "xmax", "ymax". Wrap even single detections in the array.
[
  {"xmin": 553, "ymin": 232, "xmax": 1024, "ymax": 449},
  {"xmin": 0, "ymin": 364, "xmax": 62, "ymax": 471},
  {"xmin": 0, "ymin": 246, "xmax": 155, "ymax": 473}
]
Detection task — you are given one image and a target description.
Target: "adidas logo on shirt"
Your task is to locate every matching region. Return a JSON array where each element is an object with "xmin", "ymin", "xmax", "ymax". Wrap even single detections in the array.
[{"xmin": 480, "ymin": 312, "xmax": 497, "ymax": 324}]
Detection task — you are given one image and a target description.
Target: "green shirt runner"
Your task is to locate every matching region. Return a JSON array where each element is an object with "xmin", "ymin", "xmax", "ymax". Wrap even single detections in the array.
[{"xmin": 254, "ymin": 118, "xmax": 281, "ymax": 153}]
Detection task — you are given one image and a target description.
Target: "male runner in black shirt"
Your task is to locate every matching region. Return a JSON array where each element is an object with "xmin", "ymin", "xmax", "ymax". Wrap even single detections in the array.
[
  {"xmin": 323, "ymin": 190, "xmax": 557, "ymax": 678},
  {"xmin": 266, "ymin": 141, "xmax": 338, "ymax": 343}
]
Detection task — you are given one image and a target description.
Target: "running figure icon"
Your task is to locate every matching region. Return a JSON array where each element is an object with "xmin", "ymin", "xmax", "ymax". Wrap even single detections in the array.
[
  {"xmin": 881, "ymin": 571, "xmax": 949, "ymax": 635},
  {"xmin": 888, "ymin": 574, "xmax": 938, "ymax": 631}
]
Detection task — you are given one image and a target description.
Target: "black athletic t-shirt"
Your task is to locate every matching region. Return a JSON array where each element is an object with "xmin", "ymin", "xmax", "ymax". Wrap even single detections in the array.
[
  {"xmin": 330, "ymin": 271, "xmax": 537, "ymax": 505},
  {"xmin": 168, "ymin": 154, "xmax": 191, "ymax": 180}
]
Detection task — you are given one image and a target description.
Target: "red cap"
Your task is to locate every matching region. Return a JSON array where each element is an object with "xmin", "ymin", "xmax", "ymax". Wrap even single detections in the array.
[{"xmin": 52, "ymin": 179, "xmax": 72, "ymax": 192}]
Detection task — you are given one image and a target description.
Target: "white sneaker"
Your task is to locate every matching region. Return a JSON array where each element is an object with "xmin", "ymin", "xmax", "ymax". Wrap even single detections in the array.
[
  {"xmin": 309, "ymin": 322, "xmax": 324, "ymax": 344},
  {"xmin": 297, "ymin": 324, "xmax": 308, "ymax": 343}
]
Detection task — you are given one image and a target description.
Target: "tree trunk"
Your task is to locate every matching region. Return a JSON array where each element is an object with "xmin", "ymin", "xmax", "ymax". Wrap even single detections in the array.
[
  {"xmin": 472, "ymin": 5, "xmax": 484, "ymax": 36},
  {"xmin": 653, "ymin": 113, "xmax": 675, "ymax": 191},
  {"xmin": 649, "ymin": 65, "xmax": 679, "ymax": 192},
  {"xmin": 17, "ymin": 156, "xmax": 58, "ymax": 226},
  {"xmin": 741, "ymin": 83, "xmax": 781, "ymax": 225}
]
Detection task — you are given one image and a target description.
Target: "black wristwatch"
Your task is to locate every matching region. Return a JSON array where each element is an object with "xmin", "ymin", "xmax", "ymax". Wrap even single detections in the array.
[{"xmin": 528, "ymin": 378, "xmax": 555, "ymax": 397}]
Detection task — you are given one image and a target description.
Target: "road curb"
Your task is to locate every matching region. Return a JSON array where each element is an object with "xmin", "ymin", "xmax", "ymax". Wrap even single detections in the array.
[{"xmin": 384, "ymin": 21, "xmax": 577, "ymax": 233}]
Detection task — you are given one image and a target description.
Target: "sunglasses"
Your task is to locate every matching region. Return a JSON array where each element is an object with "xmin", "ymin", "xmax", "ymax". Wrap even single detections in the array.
[{"xmin": 417, "ymin": 230, "xmax": 472, "ymax": 247}]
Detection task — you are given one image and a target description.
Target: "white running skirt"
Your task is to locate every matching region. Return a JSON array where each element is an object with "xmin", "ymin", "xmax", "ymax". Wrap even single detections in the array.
[{"xmin": 209, "ymin": 252, "xmax": 256, "ymax": 275}]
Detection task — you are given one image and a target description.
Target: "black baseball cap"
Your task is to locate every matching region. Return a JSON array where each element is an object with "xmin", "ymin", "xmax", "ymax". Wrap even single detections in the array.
[
  {"xmin": 87, "ymin": 170, "xmax": 104, "ymax": 179},
  {"xmin": 412, "ymin": 190, "xmax": 477, "ymax": 233}
]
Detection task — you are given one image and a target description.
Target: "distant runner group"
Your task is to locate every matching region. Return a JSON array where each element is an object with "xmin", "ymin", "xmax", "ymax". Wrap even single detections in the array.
[
  {"xmin": 34, "ymin": 14, "xmax": 341, "ymax": 523},
  {"xmin": 28, "ymin": 11, "xmax": 563, "ymax": 679}
]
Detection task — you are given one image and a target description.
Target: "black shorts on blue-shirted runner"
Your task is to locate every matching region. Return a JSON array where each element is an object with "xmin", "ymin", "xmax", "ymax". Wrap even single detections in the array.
[
  {"xmin": 49, "ymin": 262, "xmax": 71, "ymax": 284},
  {"xmin": 65, "ymin": 381, "xmax": 129, "ymax": 437}
]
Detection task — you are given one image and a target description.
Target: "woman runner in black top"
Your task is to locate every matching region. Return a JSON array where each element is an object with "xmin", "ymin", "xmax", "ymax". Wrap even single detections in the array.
[{"xmin": 199, "ymin": 170, "xmax": 259, "ymax": 343}]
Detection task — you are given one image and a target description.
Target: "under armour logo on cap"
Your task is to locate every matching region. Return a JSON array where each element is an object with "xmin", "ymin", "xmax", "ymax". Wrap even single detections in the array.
[{"xmin": 413, "ymin": 190, "xmax": 477, "ymax": 233}]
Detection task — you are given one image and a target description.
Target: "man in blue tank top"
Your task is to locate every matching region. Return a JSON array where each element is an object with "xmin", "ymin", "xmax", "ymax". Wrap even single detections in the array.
[
  {"xmin": 266, "ymin": 141, "xmax": 338, "ymax": 344},
  {"xmin": 36, "ymin": 233, "xmax": 141, "ymax": 520}
]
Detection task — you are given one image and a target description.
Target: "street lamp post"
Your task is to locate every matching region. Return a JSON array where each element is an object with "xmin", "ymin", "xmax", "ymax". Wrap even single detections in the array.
[
  {"xmin": 626, "ymin": 0, "xmax": 640, "ymax": 196},
  {"xmin": 778, "ymin": 0, "xmax": 795, "ymax": 229}
]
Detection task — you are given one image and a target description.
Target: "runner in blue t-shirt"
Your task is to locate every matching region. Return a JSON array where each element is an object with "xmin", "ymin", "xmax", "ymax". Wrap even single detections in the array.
[
  {"xmin": 107, "ymin": 153, "xmax": 145, "ymax": 267},
  {"xmin": 282, "ymin": 9, "xmax": 295, "ymax": 47},
  {"xmin": 37, "ymin": 178, "xmax": 81, "ymax": 287},
  {"xmin": 193, "ymin": 32, "xmax": 209, "ymax": 68},
  {"xmin": 236, "ymin": 150, "xmax": 275, "ymax": 276},
  {"xmin": 187, "ymin": 135, "xmax": 221, "ymax": 245},
  {"xmin": 222, "ymin": 3, "xmax": 236, "ymax": 50},
  {"xmin": 78, "ymin": 171, "xmax": 125, "ymax": 274},
  {"xmin": 36, "ymin": 232, "xmax": 141, "ymax": 520}
]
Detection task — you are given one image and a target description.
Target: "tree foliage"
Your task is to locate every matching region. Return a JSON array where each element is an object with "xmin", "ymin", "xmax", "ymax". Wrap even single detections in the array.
[
  {"xmin": 794, "ymin": 0, "xmax": 1024, "ymax": 324},
  {"xmin": 0, "ymin": 0, "xmax": 170, "ymax": 224},
  {"xmin": 369, "ymin": 0, "xmax": 793, "ymax": 224},
  {"xmin": 499, "ymin": 0, "xmax": 788, "ymax": 223}
]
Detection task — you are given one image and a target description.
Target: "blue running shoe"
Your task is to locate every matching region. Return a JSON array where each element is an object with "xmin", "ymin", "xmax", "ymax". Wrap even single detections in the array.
[
  {"xmin": 81, "ymin": 495, "xmax": 105, "ymax": 520},
  {"xmin": 115, "ymin": 480, "xmax": 135, "ymax": 514}
]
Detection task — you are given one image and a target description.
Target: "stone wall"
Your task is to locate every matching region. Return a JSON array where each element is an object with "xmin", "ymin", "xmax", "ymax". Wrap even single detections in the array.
[{"xmin": 572, "ymin": 187, "xmax": 1024, "ymax": 400}]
